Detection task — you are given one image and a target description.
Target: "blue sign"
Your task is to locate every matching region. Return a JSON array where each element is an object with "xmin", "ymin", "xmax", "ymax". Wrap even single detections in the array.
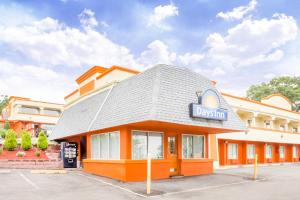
[
  {"xmin": 189, "ymin": 89, "xmax": 228, "ymax": 121},
  {"xmin": 190, "ymin": 104, "xmax": 228, "ymax": 121}
]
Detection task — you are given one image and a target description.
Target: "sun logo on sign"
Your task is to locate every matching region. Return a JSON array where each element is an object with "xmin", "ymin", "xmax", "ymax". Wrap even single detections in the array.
[{"xmin": 200, "ymin": 89, "xmax": 221, "ymax": 109}]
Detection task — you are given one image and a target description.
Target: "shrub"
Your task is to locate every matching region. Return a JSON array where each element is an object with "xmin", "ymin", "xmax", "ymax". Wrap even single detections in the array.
[
  {"xmin": 0, "ymin": 129, "xmax": 6, "ymax": 139},
  {"xmin": 21, "ymin": 130, "xmax": 32, "ymax": 151},
  {"xmin": 16, "ymin": 151, "xmax": 26, "ymax": 157},
  {"xmin": 35, "ymin": 150, "xmax": 41, "ymax": 157},
  {"xmin": 4, "ymin": 129, "xmax": 17, "ymax": 151},
  {"xmin": 37, "ymin": 131, "xmax": 48, "ymax": 150},
  {"xmin": 0, "ymin": 146, "xmax": 3, "ymax": 155},
  {"xmin": 4, "ymin": 121, "xmax": 10, "ymax": 130}
]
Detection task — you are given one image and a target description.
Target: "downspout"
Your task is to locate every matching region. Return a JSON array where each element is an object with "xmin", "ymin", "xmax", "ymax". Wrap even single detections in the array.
[{"xmin": 87, "ymin": 84, "xmax": 115, "ymax": 131}]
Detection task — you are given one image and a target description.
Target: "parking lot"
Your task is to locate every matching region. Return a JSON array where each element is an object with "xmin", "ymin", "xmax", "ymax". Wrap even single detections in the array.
[{"xmin": 1, "ymin": 163, "xmax": 300, "ymax": 200}]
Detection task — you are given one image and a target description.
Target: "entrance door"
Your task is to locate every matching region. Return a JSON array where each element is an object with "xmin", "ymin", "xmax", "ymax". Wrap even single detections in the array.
[{"xmin": 168, "ymin": 135, "xmax": 178, "ymax": 176}]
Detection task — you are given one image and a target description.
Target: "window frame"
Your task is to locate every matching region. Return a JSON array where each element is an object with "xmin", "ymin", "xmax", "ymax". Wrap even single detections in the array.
[
  {"xmin": 247, "ymin": 144, "xmax": 255, "ymax": 159},
  {"xmin": 182, "ymin": 134, "xmax": 206, "ymax": 160},
  {"xmin": 279, "ymin": 146, "xmax": 285, "ymax": 159},
  {"xmin": 91, "ymin": 131, "xmax": 120, "ymax": 160},
  {"xmin": 131, "ymin": 130, "xmax": 164, "ymax": 160},
  {"xmin": 227, "ymin": 143, "xmax": 238, "ymax": 160},
  {"xmin": 265, "ymin": 144, "xmax": 273, "ymax": 159},
  {"xmin": 293, "ymin": 145, "xmax": 298, "ymax": 158}
]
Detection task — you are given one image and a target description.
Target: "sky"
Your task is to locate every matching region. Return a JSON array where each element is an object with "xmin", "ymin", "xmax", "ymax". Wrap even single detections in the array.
[{"xmin": 0, "ymin": 0, "xmax": 299, "ymax": 103}]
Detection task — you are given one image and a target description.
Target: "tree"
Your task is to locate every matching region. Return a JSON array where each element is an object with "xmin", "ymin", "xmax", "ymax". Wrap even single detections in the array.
[
  {"xmin": 0, "ymin": 95, "xmax": 8, "ymax": 114},
  {"xmin": 21, "ymin": 130, "xmax": 32, "ymax": 151},
  {"xmin": 37, "ymin": 131, "xmax": 48, "ymax": 150},
  {"xmin": 0, "ymin": 129, "xmax": 6, "ymax": 139},
  {"xmin": 4, "ymin": 129, "xmax": 17, "ymax": 151},
  {"xmin": 4, "ymin": 121, "xmax": 10, "ymax": 130},
  {"xmin": 246, "ymin": 76, "xmax": 300, "ymax": 111}
]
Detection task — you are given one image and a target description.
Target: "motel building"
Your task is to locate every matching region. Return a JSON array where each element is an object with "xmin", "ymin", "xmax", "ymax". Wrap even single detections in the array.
[
  {"xmin": 51, "ymin": 65, "xmax": 246, "ymax": 181},
  {"xmin": 1, "ymin": 96, "xmax": 64, "ymax": 137},
  {"xmin": 51, "ymin": 64, "xmax": 300, "ymax": 181},
  {"xmin": 216, "ymin": 93, "xmax": 300, "ymax": 167}
]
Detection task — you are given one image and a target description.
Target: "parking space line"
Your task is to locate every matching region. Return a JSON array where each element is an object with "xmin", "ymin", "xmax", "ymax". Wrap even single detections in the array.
[
  {"xmin": 76, "ymin": 173, "xmax": 147, "ymax": 198},
  {"xmin": 18, "ymin": 172, "xmax": 39, "ymax": 190},
  {"xmin": 150, "ymin": 178, "xmax": 266, "ymax": 198}
]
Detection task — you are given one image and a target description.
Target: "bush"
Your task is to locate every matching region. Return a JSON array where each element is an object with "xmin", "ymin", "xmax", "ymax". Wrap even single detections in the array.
[
  {"xmin": 21, "ymin": 130, "xmax": 32, "ymax": 151},
  {"xmin": 0, "ymin": 146, "xmax": 3, "ymax": 155},
  {"xmin": 4, "ymin": 121, "xmax": 10, "ymax": 130},
  {"xmin": 37, "ymin": 131, "xmax": 48, "ymax": 150},
  {"xmin": 35, "ymin": 150, "xmax": 41, "ymax": 157},
  {"xmin": 4, "ymin": 129, "xmax": 17, "ymax": 151},
  {"xmin": 16, "ymin": 151, "xmax": 25, "ymax": 157},
  {"xmin": 0, "ymin": 129, "xmax": 6, "ymax": 139}
]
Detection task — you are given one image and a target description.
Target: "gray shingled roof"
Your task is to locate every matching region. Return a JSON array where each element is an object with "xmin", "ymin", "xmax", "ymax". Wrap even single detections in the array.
[{"xmin": 51, "ymin": 64, "xmax": 246, "ymax": 140}]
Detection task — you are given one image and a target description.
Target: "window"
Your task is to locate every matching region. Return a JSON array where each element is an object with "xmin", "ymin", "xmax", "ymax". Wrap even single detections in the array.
[
  {"xmin": 19, "ymin": 106, "xmax": 39, "ymax": 114},
  {"xmin": 247, "ymin": 144, "xmax": 255, "ymax": 159},
  {"xmin": 247, "ymin": 120, "xmax": 252, "ymax": 127},
  {"xmin": 266, "ymin": 145, "xmax": 272, "ymax": 159},
  {"xmin": 293, "ymin": 127, "xmax": 298, "ymax": 133},
  {"xmin": 91, "ymin": 132, "xmax": 120, "ymax": 160},
  {"xmin": 279, "ymin": 146, "xmax": 285, "ymax": 159},
  {"xmin": 264, "ymin": 121, "xmax": 271, "ymax": 128},
  {"xmin": 228, "ymin": 143, "xmax": 238, "ymax": 159},
  {"xmin": 44, "ymin": 109, "xmax": 60, "ymax": 116},
  {"xmin": 279, "ymin": 146, "xmax": 285, "ymax": 158},
  {"xmin": 132, "ymin": 131, "xmax": 163, "ymax": 160},
  {"xmin": 279, "ymin": 125, "xmax": 285, "ymax": 131},
  {"xmin": 293, "ymin": 146, "xmax": 298, "ymax": 158},
  {"xmin": 182, "ymin": 135, "xmax": 205, "ymax": 159}
]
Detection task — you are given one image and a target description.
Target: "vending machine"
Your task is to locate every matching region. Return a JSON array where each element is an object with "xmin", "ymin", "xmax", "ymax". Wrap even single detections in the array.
[{"xmin": 61, "ymin": 142, "xmax": 78, "ymax": 168}]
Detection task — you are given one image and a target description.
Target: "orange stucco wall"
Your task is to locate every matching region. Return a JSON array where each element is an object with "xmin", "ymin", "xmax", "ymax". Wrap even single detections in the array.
[
  {"xmin": 79, "ymin": 80, "xmax": 95, "ymax": 95},
  {"xmin": 71, "ymin": 122, "xmax": 217, "ymax": 182},
  {"xmin": 218, "ymin": 139, "xmax": 300, "ymax": 165}
]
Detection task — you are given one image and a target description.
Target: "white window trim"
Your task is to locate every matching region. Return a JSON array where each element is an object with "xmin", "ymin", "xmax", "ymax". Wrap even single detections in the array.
[
  {"xmin": 182, "ymin": 134, "xmax": 206, "ymax": 160},
  {"xmin": 91, "ymin": 131, "xmax": 120, "ymax": 160},
  {"xmin": 131, "ymin": 130, "xmax": 164, "ymax": 160},
  {"xmin": 227, "ymin": 143, "xmax": 238, "ymax": 160}
]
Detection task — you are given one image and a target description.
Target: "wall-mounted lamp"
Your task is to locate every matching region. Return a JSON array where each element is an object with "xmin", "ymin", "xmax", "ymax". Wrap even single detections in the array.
[{"xmin": 196, "ymin": 90, "xmax": 202, "ymax": 104}]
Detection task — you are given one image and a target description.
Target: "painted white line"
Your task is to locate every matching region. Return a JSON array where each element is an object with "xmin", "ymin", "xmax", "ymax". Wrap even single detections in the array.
[
  {"xmin": 150, "ymin": 178, "xmax": 266, "ymax": 198},
  {"xmin": 76, "ymin": 173, "xmax": 147, "ymax": 198},
  {"xmin": 18, "ymin": 172, "xmax": 39, "ymax": 190}
]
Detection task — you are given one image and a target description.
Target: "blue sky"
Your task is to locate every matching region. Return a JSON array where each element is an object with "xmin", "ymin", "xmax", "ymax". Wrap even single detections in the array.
[{"xmin": 0, "ymin": 0, "xmax": 299, "ymax": 103}]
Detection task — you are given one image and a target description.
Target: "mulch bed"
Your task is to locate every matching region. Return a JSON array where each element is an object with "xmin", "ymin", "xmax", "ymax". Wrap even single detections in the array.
[{"xmin": 0, "ymin": 148, "xmax": 49, "ymax": 160}]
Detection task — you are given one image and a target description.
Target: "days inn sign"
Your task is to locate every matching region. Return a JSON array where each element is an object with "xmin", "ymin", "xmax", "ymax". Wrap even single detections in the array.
[{"xmin": 189, "ymin": 89, "xmax": 228, "ymax": 121}]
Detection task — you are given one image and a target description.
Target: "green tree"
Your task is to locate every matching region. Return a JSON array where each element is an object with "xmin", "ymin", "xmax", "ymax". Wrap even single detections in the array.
[
  {"xmin": 21, "ymin": 130, "xmax": 32, "ymax": 151},
  {"xmin": 0, "ymin": 95, "xmax": 8, "ymax": 114},
  {"xmin": 4, "ymin": 121, "xmax": 10, "ymax": 130},
  {"xmin": 246, "ymin": 76, "xmax": 300, "ymax": 111},
  {"xmin": 37, "ymin": 131, "xmax": 48, "ymax": 150},
  {"xmin": 4, "ymin": 129, "xmax": 17, "ymax": 151},
  {"xmin": 0, "ymin": 129, "xmax": 6, "ymax": 139}
]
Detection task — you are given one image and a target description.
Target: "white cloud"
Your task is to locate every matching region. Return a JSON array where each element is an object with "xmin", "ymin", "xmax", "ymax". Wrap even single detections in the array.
[
  {"xmin": 138, "ymin": 40, "xmax": 203, "ymax": 68},
  {"xmin": 178, "ymin": 53, "xmax": 204, "ymax": 66},
  {"xmin": 0, "ymin": 16, "xmax": 137, "ymax": 69},
  {"xmin": 264, "ymin": 73, "xmax": 276, "ymax": 79},
  {"xmin": 148, "ymin": 3, "xmax": 179, "ymax": 30},
  {"xmin": 212, "ymin": 67, "xmax": 226, "ymax": 76},
  {"xmin": 138, "ymin": 40, "xmax": 177, "ymax": 68},
  {"xmin": 206, "ymin": 14, "xmax": 298, "ymax": 68},
  {"xmin": 0, "ymin": 59, "xmax": 73, "ymax": 103},
  {"xmin": 78, "ymin": 8, "xmax": 98, "ymax": 29},
  {"xmin": 217, "ymin": 0, "xmax": 257, "ymax": 21}
]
